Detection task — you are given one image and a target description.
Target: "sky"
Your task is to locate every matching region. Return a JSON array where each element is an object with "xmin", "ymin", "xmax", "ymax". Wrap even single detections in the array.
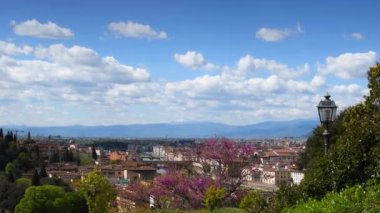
[{"xmin": 0, "ymin": 0, "xmax": 379, "ymax": 126}]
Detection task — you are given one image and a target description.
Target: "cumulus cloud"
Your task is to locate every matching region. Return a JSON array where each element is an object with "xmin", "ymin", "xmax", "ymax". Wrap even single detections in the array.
[
  {"xmin": 0, "ymin": 41, "xmax": 371, "ymax": 125},
  {"xmin": 310, "ymin": 75, "xmax": 325, "ymax": 89},
  {"xmin": 330, "ymin": 84, "xmax": 362, "ymax": 95},
  {"xmin": 108, "ymin": 21, "xmax": 167, "ymax": 39},
  {"xmin": 174, "ymin": 51, "xmax": 218, "ymax": 71},
  {"xmin": 256, "ymin": 24, "xmax": 303, "ymax": 42},
  {"xmin": 0, "ymin": 41, "xmax": 33, "ymax": 55},
  {"xmin": 351, "ymin": 32, "xmax": 364, "ymax": 40},
  {"xmin": 236, "ymin": 54, "xmax": 309, "ymax": 78},
  {"xmin": 11, "ymin": 19, "xmax": 74, "ymax": 39},
  {"xmin": 318, "ymin": 51, "xmax": 377, "ymax": 79},
  {"xmin": 0, "ymin": 41, "xmax": 150, "ymax": 108}
]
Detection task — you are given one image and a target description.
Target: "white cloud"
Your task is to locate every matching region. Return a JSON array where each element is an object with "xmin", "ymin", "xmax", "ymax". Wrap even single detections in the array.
[
  {"xmin": 330, "ymin": 84, "xmax": 362, "ymax": 95},
  {"xmin": 0, "ymin": 41, "xmax": 33, "ymax": 55},
  {"xmin": 256, "ymin": 24, "xmax": 303, "ymax": 42},
  {"xmin": 310, "ymin": 75, "xmax": 325, "ymax": 89},
  {"xmin": 108, "ymin": 21, "xmax": 167, "ymax": 39},
  {"xmin": 11, "ymin": 19, "xmax": 74, "ymax": 39},
  {"xmin": 351, "ymin": 32, "xmax": 364, "ymax": 40},
  {"xmin": 236, "ymin": 54, "xmax": 309, "ymax": 78},
  {"xmin": 318, "ymin": 51, "xmax": 377, "ymax": 79},
  {"xmin": 0, "ymin": 41, "xmax": 150, "ymax": 108},
  {"xmin": 0, "ymin": 41, "xmax": 371, "ymax": 126},
  {"xmin": 174, "ymin": 51, "xmax": 218, "ymax": 71}
]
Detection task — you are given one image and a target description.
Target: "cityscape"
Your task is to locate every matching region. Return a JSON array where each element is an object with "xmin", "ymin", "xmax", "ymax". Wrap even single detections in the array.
[{"xmin": 1, "ymin": 0, "xmax": 380, "ymax": 213}]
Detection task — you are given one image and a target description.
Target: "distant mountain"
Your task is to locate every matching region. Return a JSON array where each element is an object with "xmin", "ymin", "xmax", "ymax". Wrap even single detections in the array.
[{"xmin": 3, "ymin": 119, "xmax": 318, "ymax": 138}]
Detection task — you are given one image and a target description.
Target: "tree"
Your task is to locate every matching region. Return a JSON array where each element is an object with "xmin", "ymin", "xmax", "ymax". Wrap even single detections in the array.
[
  {"xmin": 32, "ymin": 168, "xmax": 40, "ymax": 186},
  {"xmin": 299, "ymin": 63, "xmax": 380, "ymax": 199},
  {"xmin": 147, "ymin": 138, "xmax": 255, "ymax": 210},
  {"xmin": 16, "ymin": 152, "xmax": 32, "ymax": 172},
  {"xmin": 286, "ymin": 182, "xmax": 380, "ymax": 213},
  {"xmin": 15, "ymin": 185, "xmax": 87, "ymax": 213},
  {"xmin": 5, "ymin": 162, "xmax": 15, "ymax": 182},
  {"xmin": 196, "ymin": 138, "xmax": 255, "ymax": 198},
  {"xmin": 91, "ymin": 144, "xmax": 97, "ymax": 160},
  {"xmin": 78, "ymin": 167, "xmax": 115, "ymax": 213},
  {"xmin": 204, "ymin": 185, "xmax": 225, "ymax": 212},
  {"xmin": 40, "ymin": 177, "xmax": 71, "ymax": 192},
  {"xmin": 150, "ymin": 171, "xmax": 212, "ymax": 209},
  {"xmin": 40, "ymin": 162, "xmax": 48, "ymax": 178},
  {"xmin": 239, "ymin": 190, "xmax": 267, "ymax": 213},
  {"xmin": 0, "ymin": 175, "xmax": 28, "ymax": 212},
  {"xmin": 27, "ymin": 131, "xmax": 31, "ymax": 141},
  {"xmin": 15, "ymin": 178, "xmax": 31, "ymax": 188}
]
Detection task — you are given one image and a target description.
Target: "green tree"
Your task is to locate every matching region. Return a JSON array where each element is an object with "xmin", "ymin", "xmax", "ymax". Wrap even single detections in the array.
[
  {"xmin": 204, "ymin": 185, "xmax": 225, "ymax": 212},
  {"xmin": 268, "ymin": 185, "xmax": 303, "ymax": 213},
  {"xmin": 15, "ymin": 185, "xmax": 87, "ymax": 213},
  {"xmin": 53, "ymin": 192, "xmax": 88, "ymax": 213},
  {"xmin": 15, "ymin": 178, "xmax": 31, "ymax": 188},
  {"xmin": 0, "ymin": 175, "xmax": 29, "ymax": 212},
  {"xmin": 5, "ymin": 162, "xmax": 15, "ymax": 182},
  {"xmin": 299, "ymin": 63, "xmax": 380, "ymax": 199},
  {"xmin": 239, "ymin": 190, "xmax": 267, "ymax": 213},
  {"xmin": 286, "ymin": 182, "xmax": 380, "ymax": 213},
  {"xmin": 78, "ymin": 167, "xmax": 115, "ymax": 213}
]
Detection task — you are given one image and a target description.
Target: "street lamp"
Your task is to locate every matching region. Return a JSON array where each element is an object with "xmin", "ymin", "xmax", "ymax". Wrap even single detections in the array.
[{"xmin": 317, "ymin": 93, "xmax": 338, "ymax": 155}]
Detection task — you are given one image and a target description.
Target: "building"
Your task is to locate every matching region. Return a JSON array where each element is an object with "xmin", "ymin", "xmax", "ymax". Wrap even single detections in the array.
[{"xmin": 290, "ymin": 171, "xmax": 304, "ymax": 185}]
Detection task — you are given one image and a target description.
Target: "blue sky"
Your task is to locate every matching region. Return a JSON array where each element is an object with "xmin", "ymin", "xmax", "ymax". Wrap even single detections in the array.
[{"xmin": 0, "ymin": 0, "xmax": 378, "ymax": 126}]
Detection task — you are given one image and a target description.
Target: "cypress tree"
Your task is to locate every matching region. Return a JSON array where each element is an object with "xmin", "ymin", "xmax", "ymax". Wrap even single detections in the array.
[
  {"xmin": 27, "ymin": 131, "xmax": 31, "ymax": 141},
  {"xmin": 32, "ymin": 168, "xmax": 40, "ymax": 186},
  {"xmin": 39, "ymin": 163, "xmax": 48, "ymax": 178},
  {"xmin": 91, "ymin": 144, "xmax": 98, "ymax": 160}
]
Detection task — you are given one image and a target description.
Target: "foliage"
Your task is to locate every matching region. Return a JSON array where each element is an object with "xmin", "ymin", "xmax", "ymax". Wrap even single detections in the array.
[
  {"xmin": 15, "ymin": 178, "xmax": 32, "ymax": 188},
  {"xmin": 268, "ymin": 185, "xmax": 303, "ymax": 213},
  {"xmin": 32, "ymin": 168, "xmax": 40, "ymax": 186},
  {"xmin": 239, "ymin": 190, "xmax": 267, "ymax": 213},
  {"xmin": 204, "ymin": 185, "xmax": 225, "ymax": 212},
  {"xmin": 0, "ymin": 175, "xmax": 29, "ymax": 212},
  {"xmin": 286, "ymin": 182, "xmax": 380, "ymax": 213},
  {"xmin": 151, "ymin": 171, "xmax": 212, "ymax": 209},
  {"xmin": 40, "ymin": 177, "xmax": 72, "ymax": 192},
  {"xmin": 195, "ymin": 138, "xmax": 255, "ymax": 198},
  {"xmin": 143, "ymin": 138, "xmax": 255, "ymax": 211},
  {"xmin": 299, "ymin": 63, "xmax": 380, "ymax": 199},
  {"xmin": 39, "ymin": 163, "xmax": 48, "ymax": 178},
  {"xmin": 15, "ymin": 185, "xmax": 87, "ymax": 213},
  {"xmin": 91, "ymin": 144, "xmax": 97, "ymax": 160},
  {"xmin": 79, "ymin": 153, "xmax": 94, "ymax": 166},
  {"xmin": 78, "ymin": 167, "xmax": 116, "ymax": 213}
]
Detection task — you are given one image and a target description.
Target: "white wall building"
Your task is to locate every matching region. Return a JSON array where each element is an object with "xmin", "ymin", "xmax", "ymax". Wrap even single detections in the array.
[{"xmin": 291, "ymin": 171, "xmax": 304, "ymax": 185}]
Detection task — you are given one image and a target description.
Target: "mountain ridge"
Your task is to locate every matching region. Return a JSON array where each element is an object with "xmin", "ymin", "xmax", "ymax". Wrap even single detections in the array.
[{"xmin": 2, "ymin": 119, "xmax": 318, "ymax": 139}]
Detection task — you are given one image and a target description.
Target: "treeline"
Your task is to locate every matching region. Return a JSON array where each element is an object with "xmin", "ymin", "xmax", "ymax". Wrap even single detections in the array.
[
  {"xmin": 274, "ymin": 63, "xmax": 380, "ymax": 212},
  {"xmin": 203, "ymin": 63, "xmax": 380, "ymax": 212}
]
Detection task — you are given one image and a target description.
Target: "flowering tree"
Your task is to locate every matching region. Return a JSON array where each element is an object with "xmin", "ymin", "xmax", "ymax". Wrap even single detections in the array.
[
  {"xmin": 196, "ymin": 138, "xmax": 255, "ymax": 199},
  {"xmin": 150, "ymin": 171, "xmax": 212, "ymax": 209},
  {"xmin": 147, "ymin": 138, "xmax": 256, "ymax": 210}
]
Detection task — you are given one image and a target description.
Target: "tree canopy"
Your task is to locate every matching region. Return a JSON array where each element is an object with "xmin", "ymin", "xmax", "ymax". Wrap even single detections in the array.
[
  {"xmin": 15, "ymin": 185, "xmax": 87, "ymax": 213},
  {"xmin": 78, "ymin": 167, "xmax": 115, "ymax": 213}
]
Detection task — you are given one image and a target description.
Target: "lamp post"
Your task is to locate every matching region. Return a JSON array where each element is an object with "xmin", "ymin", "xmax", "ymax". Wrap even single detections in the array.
[{"xmin": 317, "ymin": 93, "xmax": 338, "ymax": 155}]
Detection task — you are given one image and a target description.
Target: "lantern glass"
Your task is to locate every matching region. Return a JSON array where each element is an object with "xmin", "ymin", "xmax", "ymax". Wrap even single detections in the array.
[{"xmin": 317, "ymin": 94, "xmax": 337, "ymax": 124}]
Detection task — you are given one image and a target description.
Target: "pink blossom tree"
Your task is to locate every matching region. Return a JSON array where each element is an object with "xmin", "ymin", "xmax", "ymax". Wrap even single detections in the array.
[
  {"xmin": 150, "ymin": 138, "xmax": 256, "ymax": 209},
  {"xmin": 126, "ymin": 138, "xmax": 256, "ymax": 210},
  {"xmin": 150, "ymin": 171, "xmax": 212, "ymax": 209}
]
